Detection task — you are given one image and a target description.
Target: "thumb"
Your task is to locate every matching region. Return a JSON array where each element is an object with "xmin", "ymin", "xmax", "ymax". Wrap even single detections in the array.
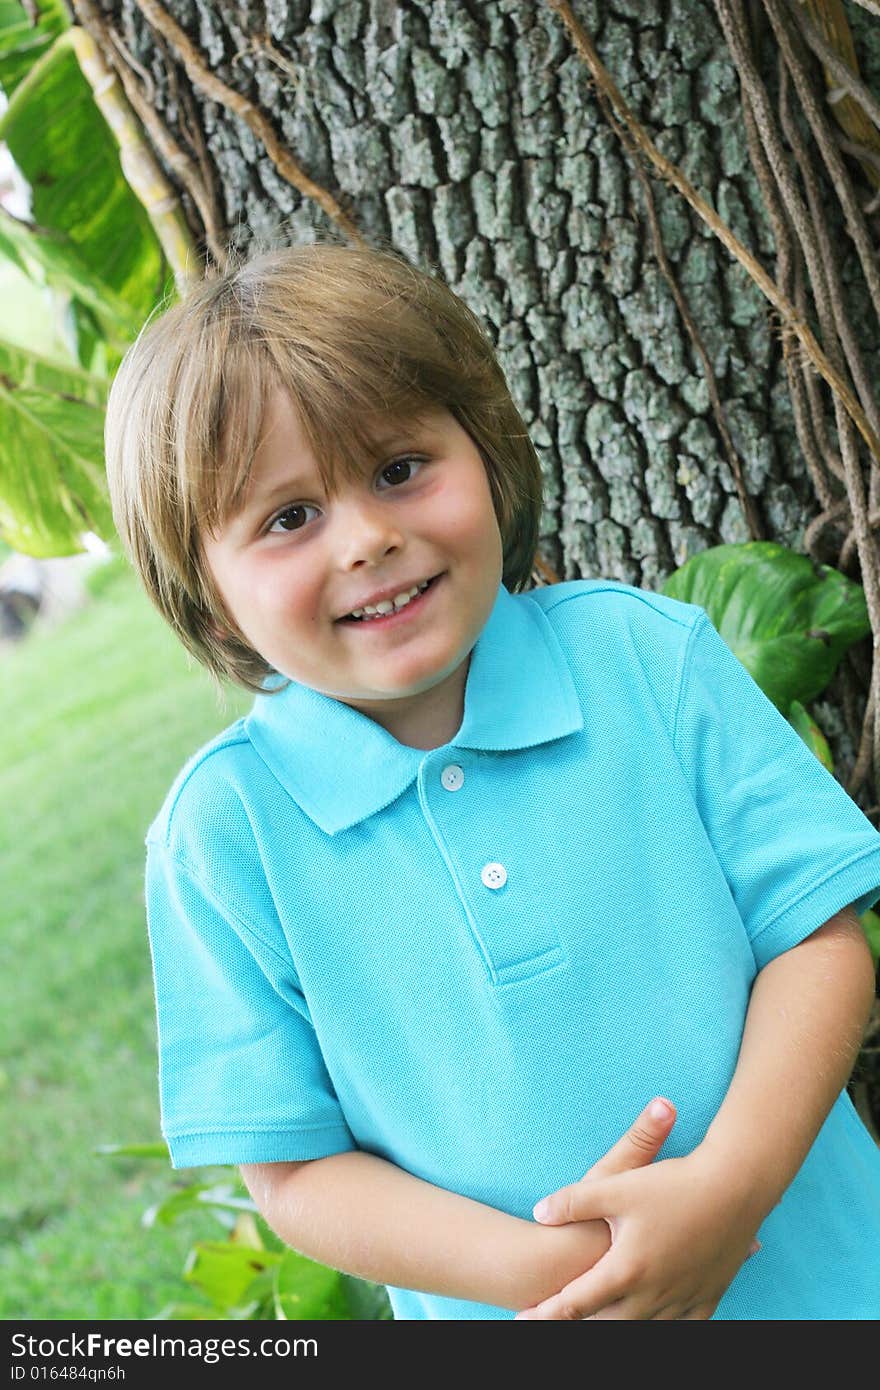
[{"xmin": 532, "ymin": 1097, "xmax": 676, "ymax": 1225}]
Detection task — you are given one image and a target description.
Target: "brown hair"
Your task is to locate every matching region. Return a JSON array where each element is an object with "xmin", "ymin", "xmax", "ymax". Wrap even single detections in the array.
[{"xmin": 104, "ymin": 240, "xmax": 544, "ymax": 692}]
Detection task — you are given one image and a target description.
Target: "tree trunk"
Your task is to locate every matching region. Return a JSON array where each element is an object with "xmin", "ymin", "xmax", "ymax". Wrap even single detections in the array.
[{"xmin": 91, "ymin": 0, "xmax": 880, "ymax": 778}]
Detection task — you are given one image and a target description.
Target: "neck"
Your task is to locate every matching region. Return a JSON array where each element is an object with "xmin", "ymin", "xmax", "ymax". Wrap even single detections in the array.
[{"xmin": 345, "ymin": 655, "xmax": 471, "ymax": 750}]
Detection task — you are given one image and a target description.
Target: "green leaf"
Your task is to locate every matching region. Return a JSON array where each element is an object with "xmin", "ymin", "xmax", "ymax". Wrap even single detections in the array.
[
  {"xmin": 273, "ymin": 1248, "xmax": 355, "ymax": 1320},
  {"xmin": 151, "ymin": 1301, "xmax": 236, "ymax": 1321},
  {"xmin": 661, "ymin": 541, "xmax": 870, "ymax": 711},
  {"xmin": 68, "ymin": 296, "xmax": 117, "ymax": 377},
  {"xmin": 860, "ymin": 906, "xmax": 880, "ymax": 966},
  {"xmin": 0, "ymin": 255, "xmax": 80, "ymax": 365},
  {"xmin": 0, "ymin": 0, "xmax": 68, "ymax": 99},
  {"xmin": 787, "ymin": 699, "xmax": 834, "ymax": 772},
  {"xmin": 0, "ymin": 334, "xmax": 107, "ymax": 405},
  {"xmin": 141, "ymin": 1181, "xmax": 257, "ymax": 1229},
  {"xmin": 142, "ymin": 1183, "xmax": 221, "ymax": 1230},
  {"xmin": 0, "ymin": 29, "xmax": 166, "ymax": 327},
  {"xmin": 229, "ymin": 1212, "xmax": 265, "ymax": 1249},
  {"xmin": 94, "ymin": 1141, "xmax": 170, "ymax": 1159},
  {"xmin": 0, "ymin": 374, "xmax": 112, "ymax": 555},
  {"xmin": 0, "ymin": 206, "xmax": 141, "ymax": 350},
  {"xmin": 338, "ymin": 1274, "xmax": 394, "ymax": 1320},
  {"xmin": 184, "ymin": 1241, "xmax": 281, "ymax": 1311}
]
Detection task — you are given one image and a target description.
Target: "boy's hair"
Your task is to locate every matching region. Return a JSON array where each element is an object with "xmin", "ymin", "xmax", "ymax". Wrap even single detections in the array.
[{"xmin": 104, "ymin": 241, "xmax": 545, "ymax": 692}]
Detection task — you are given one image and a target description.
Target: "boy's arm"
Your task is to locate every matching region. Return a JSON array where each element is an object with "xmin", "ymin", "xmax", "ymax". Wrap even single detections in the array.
[
  {"xmin": 694, "ymin": 903, "xmax": 876, "ymax": 1205},
  {"xmin": 518, "ymin": 904, "xmax": 876, "ymax": 1319},
  {"xmin": 239, "ymin": 1097, "xmax": 678, "ymax": 1312}
]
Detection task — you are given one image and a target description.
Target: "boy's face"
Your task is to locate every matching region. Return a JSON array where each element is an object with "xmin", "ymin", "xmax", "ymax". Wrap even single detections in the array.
[{"xmin": 202, "ymin": 389, "xmax": 504, "ymax": 748}]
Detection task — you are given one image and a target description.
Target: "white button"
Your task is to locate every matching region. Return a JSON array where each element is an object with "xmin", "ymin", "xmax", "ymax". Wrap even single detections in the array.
[
  {"xmin": 481, "ymin": 862, "xmax": 507, "ymax": 889},
  {"xmin": 441, "ymin": 763, "xmax": 465, "ymax": 791}
]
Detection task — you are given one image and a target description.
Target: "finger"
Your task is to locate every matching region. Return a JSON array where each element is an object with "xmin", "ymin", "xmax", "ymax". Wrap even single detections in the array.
[
  {"xmin": 593, "ymin": 1296, "xmax": 715, "ymax": 1321},
  {"xmin": 515, "ymin": 1263, "xmax": 627, "ymax": 1319},
  {"xmin": 581, "ymin": 1298, "xmax": 638, "ymax": 1320},
  {"xmin": 581, "ymin": 1097, "xmax": 677, "ymax": 1181},
  {"xmin": 532, "ymin": 1174, "xmax": 613, "ymax": 1225},
  {"xmin": 522, "ymin": 1293, "xmax": 648, "ymax": 1321},
  {"xmin": 748, "ymin": 1239, "xmax": 761, "ymax": 1257},
  {"xmin": 532, "ymin": 1097, "xmax": 675, "ymax": 1223}
]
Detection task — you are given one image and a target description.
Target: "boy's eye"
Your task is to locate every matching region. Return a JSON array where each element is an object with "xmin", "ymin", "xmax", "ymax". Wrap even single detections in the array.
[
  {"xmin": 267, "ymin": 503, "xmax": 318, "ymax": 534},
  {"xmin": 377, "ymin": 456, "xmax": 425, "ymax": 488}
]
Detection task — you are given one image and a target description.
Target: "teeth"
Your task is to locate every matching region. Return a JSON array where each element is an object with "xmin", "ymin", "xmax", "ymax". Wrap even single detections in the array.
[{"xmin": 349, "ymin": 578, "xmax": 431, "ymax": 621}]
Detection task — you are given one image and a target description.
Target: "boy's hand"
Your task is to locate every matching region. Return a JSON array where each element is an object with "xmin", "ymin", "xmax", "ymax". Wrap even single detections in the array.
[{"xmin": 516, "ymin": 1142, "xmax": 762, "ymax": 1320}]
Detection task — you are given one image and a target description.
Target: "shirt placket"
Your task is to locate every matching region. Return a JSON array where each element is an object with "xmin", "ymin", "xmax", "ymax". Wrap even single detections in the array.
[{"xmin": 416, "ymin": 748, "xmax": 566, "ymax": 986}]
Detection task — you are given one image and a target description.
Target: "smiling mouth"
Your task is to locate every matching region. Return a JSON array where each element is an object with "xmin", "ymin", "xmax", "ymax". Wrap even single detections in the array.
[{"xmin": 336, "ymin": 573, "xmax": 444, "ymax": 625}]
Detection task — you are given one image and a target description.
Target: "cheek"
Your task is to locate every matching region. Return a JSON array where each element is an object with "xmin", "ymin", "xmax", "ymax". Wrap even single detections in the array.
[
  {"xmin": 438, "ymin": 474, "xmax": 502, "ymax": 551},
  {"xmin": 210, "ymin": 556, "xmax": 317, "ymax": 642},
  {"xmin": 249, "ymin": 564, "xmax": 319, "ymax": 626},
  {"xmin": 461, "ymin": 492, "xmax": 504, "ymax": 567}
]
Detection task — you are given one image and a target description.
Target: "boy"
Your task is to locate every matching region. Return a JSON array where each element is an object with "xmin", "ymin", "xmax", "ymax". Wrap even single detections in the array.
[{"xmin": 106, "ymin": 243, "xmax": 880, "ymax": 1318}]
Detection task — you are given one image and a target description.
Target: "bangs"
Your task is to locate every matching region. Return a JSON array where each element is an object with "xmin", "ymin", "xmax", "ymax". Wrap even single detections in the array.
[{"xmin": 197, "ymin": 326, "xmax": 455, "ymax": 533}]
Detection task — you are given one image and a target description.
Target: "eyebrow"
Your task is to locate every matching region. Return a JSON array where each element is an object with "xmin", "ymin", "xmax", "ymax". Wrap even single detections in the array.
[
  {"xmin": 263, "ymin": 477, "xmax": 310, "ymax": 501},
  {"xmin": 367, "ymin": 412, "xmax": 442, "ymax": 447},
  {"xmin": 368, "ymin": 426, "xmax": 420, "ymax": 447}
]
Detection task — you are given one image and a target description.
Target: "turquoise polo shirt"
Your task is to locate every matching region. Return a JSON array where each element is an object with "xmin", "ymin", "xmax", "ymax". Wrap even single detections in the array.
[{"xmin": 146, "ymin": 578, "xmax": 880, "ymax": 1319}]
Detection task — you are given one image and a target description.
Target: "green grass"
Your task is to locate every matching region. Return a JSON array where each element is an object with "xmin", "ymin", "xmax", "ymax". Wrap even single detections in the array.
[{"xmin": 0, "ymin": 563, "xmax": 251, "ymax": 1318}]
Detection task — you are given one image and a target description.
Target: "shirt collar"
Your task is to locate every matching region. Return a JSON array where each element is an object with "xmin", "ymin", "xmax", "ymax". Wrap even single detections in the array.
[{"xmin": 245, "ymin": 581, "xmax": 584, "ymax": 835}]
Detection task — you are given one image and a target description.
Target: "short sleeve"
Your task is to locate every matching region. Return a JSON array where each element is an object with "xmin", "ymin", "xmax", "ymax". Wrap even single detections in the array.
[
  {"xmin": 674, "ymin": 611, "xmax": 880, "ymax": 968},
  {"xmin": 145, "ymin": 842, "xmax": 358, "ymax": 1168}
]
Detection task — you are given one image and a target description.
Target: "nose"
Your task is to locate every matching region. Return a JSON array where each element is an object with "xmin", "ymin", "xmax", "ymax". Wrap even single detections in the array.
[{"xmin": 332, "ymin": 491, "xmax": 405, "ymax": 570}]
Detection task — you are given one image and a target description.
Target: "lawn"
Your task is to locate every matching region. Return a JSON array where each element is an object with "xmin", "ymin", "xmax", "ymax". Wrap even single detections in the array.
[{"xmin": 0, "ymin": 561, "xmax": 251, "ymax": 1318}]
